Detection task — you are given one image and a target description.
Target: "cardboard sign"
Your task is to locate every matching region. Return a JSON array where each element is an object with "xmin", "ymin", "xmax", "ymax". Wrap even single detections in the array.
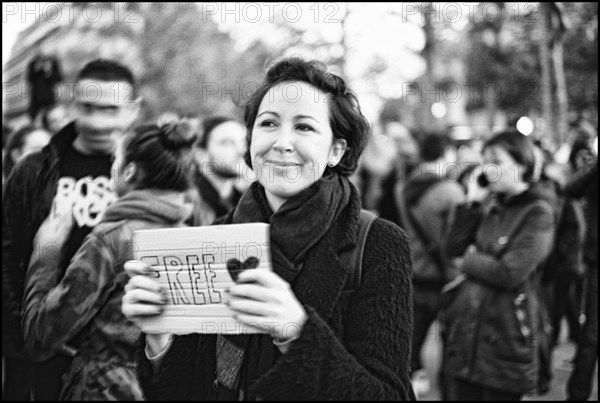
[{"xmin": 133, "ymin": 223, "xmax": 271, "ymax": 335}]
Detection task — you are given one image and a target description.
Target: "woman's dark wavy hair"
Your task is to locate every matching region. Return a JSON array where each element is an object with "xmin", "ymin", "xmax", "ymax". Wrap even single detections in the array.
[
  {"xmin": 243, "ymin": 57, "xmax": 371, "ymax": 176},
  {"xmin": 482, "ymin": 129, "xmax": 536, "ymax": 183},
  {"xmin": 122, "ymin": 120, "xmax": 197, "ymax": 192}
]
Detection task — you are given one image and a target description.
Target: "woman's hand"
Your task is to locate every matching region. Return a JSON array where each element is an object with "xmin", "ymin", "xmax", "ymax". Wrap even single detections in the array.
[
  {"xmin": 227, "ymin": 269, "xmax": 307, "ymax": 341},
  {"xmin": 33, "ymin": 193, "xmax": 75, "ymax": 248},
  {"xmin": 122, "ymin": 260, "xmax": 172, "ymax": 356}
]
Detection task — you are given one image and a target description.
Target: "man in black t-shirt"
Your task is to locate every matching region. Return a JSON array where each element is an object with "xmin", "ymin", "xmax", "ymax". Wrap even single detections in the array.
[{"xmin": 3, "ymin": 59, "xmax": 140, "ymax": 401}]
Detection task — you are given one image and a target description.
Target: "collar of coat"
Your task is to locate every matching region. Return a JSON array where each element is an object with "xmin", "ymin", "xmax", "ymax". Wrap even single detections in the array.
[{"xmin": 43, "ymin": 120, "xmax": 78, "ymax": 159}]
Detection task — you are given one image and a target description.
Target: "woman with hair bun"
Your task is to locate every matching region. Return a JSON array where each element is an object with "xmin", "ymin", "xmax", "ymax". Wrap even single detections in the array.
[{"xmin": 21, "ymin": 120, "xmax": 198, "ymax": 400}]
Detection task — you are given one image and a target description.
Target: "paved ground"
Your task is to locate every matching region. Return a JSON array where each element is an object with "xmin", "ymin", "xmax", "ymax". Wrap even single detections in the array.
[
  {"xmin": 3, "ymin": 321, "xmax": 596, "ymax": 400},
  {"xmin": 416, "ymin": 320, "xmax": 598, "ymax": 401}
]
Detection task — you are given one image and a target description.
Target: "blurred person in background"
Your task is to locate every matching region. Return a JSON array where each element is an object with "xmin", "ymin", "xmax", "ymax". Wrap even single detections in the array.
[
  {"xmin": 2, "ymin": 59, "xmax": 139, "ymax": 400},
  {"xmin": 355, "ymin": 122, "xmax": 399, "ymax": 213},
  {"xmin": 191, "ymin": 116, "xmax": 246, "ymax": 224},
  {"xmin": 566, "ymin": 146, "xmax": 598, "ymax": 401},
  {"xmin": 2, "ymin": 125, "xmax": 50, "ymax": 399},
  {"xmin": 2, "ymin": 126, "xmax": 51, "ymax": 186},
  {"xmin": 395, "ymin": 132, "xmax": 466, "ymax": 398},
  {"xmin": 544, "ymin": 142, "xmax": 594, "ymax": 348},
  {"xmin": 530, "ymin": 139, "xmax": 565, "ymax": 394},
  {"xmin": 39, "ymin": 103, "xmax": 71, "ymax": 135},
  {"xmin": 441, "ymin": 130, "xmax": 555, "ymax": 400},
  {"xmin": 457, "ymin": 163, "xmax": 480, "ymax": 196},
  {"xmin": 378, "ymin": 122, "xmax": 421, "ymax": 224},
  {"xmin": 27, "ymin": 53, "xmax": 63, "ymax": 121},
  {"xmin": 22, "ymin": 120, "xmax": 196, "ymax": 400}
]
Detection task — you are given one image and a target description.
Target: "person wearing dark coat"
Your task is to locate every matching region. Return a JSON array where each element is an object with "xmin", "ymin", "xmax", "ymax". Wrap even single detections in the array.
[
  {"xmin": 441, "ymin": 130, "xmax": 555, "ymax": 400},
  {"xmin": 122, "ymin": 58, "xmax": 415, "ymax": 401},
  {"xmin": 27, "ymin": 54, "xmax": 63, "ymax": 120},
  {"xmin": 566, "ymin": 157, "xmax": 598, "ymax": 401},
  {"xmin": 190, "ymin": 116, "xmax": 245, "ymax": 224}
]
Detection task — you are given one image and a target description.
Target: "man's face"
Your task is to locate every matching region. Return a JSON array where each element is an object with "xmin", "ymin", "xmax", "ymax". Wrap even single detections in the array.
[
  {"xmin": 206, "ymin": 121, "xmax": 246, "ymax": 175},
  {"xmin": 74, "ymin": 79, "xmax": 139, "ymax": 155}
]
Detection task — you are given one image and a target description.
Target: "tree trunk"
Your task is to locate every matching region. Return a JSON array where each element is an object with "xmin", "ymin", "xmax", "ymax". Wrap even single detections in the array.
[
  {"xmin": 553, "ymin": 37, "xmax": 568, "ymax": 145},
  {"xmin": 539, "ymin": 3, "xmax": 556, "ymax": 144},
  {"xmin": 551, "ymin": 4, "xmax": 569, "ymax": 146},
  {"xmin": 418, "ymin": 2, "xmax": 436, "ymax": 133}
]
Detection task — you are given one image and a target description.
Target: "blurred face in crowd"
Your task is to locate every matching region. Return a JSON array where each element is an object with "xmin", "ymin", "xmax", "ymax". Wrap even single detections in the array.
[
  {"xmin": 575, "ymin": 148, "xmax": 595, "ymax": 170},
  {"xmin": 74, "ymin": 79, "xmax": 139, "ymax": 155},
  {"xmin": 205, "ymin": 121, "xmax": 246, "ymax": 177},
  {"xmin": 46, "ymin": 104, "xmax": 70, "ymax": 134},
  {"xmin": 10, "ymin": 129, "xmax": 51, "ymax": 164},
  {"xmin": 482, "ymin": 145, "xmax": 527, "ymax": 194},
  {"xmin": 250, "ymin": 81, "xmax": 346, "ymax": 208}
]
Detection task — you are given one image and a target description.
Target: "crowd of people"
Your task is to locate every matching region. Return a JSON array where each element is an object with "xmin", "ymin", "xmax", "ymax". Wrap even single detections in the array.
[{"xmin": 2, "ymin": 56, "xmax": 598, "ymax": 401}]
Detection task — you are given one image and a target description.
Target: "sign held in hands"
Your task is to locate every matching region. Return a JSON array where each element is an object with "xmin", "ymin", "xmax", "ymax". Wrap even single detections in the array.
[{"xmin": 132, "ymin": 223, "xmax": 271, "ymax": 335}]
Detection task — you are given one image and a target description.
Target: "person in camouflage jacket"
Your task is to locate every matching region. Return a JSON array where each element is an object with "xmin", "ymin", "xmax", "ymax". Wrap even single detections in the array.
[{"xmin": 22, "ymin": 121, "xmax": 197, "ymax": 400}]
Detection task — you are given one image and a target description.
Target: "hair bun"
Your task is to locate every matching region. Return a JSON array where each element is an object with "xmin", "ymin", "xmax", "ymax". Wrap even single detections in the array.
[{"xmin": 158, "ymin": 115, "xmax": 198, "ymax": 150}]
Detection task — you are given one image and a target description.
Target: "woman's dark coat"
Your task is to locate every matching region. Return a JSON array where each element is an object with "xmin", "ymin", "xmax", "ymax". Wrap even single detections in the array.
[{"xmin": 136, "ymin": 191, "xmax": 415, "ymax": 400}]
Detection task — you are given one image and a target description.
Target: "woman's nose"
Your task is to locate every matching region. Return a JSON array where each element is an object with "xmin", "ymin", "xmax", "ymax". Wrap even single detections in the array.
[{"xmin": 272, "ymin": 127, "xmax": 294, "ymax": 153}]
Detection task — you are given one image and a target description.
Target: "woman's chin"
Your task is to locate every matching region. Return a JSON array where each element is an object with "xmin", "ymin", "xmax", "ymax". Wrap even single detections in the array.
[{"xmin": 261, "ymin": 179, "xmax": 307, "ymax": 200}]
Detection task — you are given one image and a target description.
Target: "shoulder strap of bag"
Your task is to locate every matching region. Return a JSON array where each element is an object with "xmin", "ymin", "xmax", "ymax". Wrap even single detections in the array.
[{"xmin": 342, "ymin": 209, "xmax": 377, "ymax": 291}]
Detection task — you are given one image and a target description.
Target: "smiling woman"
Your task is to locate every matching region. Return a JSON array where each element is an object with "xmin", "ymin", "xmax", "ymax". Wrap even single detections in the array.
[{"xmin": 123, "ymin": 57, "xmax": 415, "ymax": 401}]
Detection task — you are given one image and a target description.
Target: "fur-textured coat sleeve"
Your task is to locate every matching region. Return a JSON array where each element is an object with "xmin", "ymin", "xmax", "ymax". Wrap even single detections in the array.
[{"xmin": 136, "ymin": 218, "xmax": 414, "ymax": 401}]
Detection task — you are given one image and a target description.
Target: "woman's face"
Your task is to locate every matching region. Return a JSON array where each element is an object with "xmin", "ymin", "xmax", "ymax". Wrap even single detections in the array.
[
  {"xmin": 250, "ymin": 81, "xmax": 346, "ymax": 206},
  {"xmin": 482, "ymin": 145, "xmax": 527, "ymax": 194}
]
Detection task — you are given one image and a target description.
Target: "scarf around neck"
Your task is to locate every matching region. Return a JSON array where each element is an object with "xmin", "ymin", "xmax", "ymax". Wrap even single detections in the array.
[{"xmin": 216, "ymin": 170, "xmax": 352, "ymax": 400}]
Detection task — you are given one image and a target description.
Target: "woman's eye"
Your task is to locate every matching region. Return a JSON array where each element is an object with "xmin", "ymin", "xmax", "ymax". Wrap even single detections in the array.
[
  {"xmin": 296, "ymin": 124, "xmax": 314, "ymax": 132},
  {"xmin": 259, "ymin": 120, "xmax": 276, "ymax": 128}
]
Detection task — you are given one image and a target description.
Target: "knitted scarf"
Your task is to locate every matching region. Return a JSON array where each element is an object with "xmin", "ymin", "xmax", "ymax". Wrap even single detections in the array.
[{"xmin": 215, "ymin": 170, "xmax": 351, "ymax": 400}]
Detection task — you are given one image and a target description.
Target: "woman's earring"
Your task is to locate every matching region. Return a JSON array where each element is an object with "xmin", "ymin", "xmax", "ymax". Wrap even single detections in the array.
[{"xmin": 328, "ymin": 162, "xmax": 336, "ymax": 168}]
